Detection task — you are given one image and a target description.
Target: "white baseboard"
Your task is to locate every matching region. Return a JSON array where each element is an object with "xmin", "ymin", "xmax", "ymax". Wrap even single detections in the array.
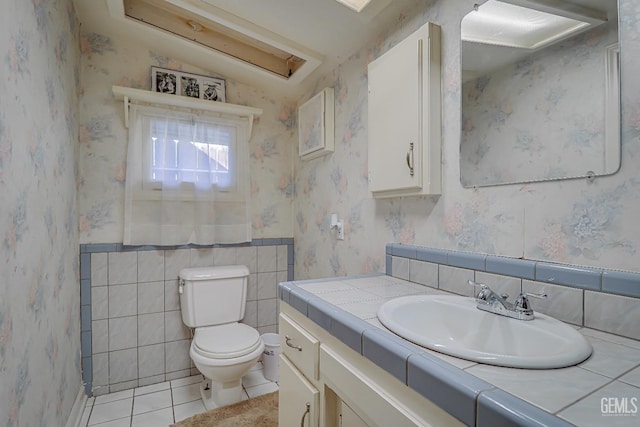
[{"xmin": 65, "ymin": 383, "xmax": 88, "ymax": 427}]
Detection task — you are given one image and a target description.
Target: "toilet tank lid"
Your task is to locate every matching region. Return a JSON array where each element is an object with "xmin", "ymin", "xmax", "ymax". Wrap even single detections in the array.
[{"xmin": 179, "ymin": 265, "xmax": 249, "ymax": 280}]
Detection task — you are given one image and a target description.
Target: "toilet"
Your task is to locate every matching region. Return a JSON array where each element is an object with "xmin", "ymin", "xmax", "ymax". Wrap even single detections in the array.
[{"xmin": 178, "ymin": 265, "xmax": 264, "ymax": 410}]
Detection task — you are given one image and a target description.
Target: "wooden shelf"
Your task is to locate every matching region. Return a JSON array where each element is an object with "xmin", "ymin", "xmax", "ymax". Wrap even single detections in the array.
[{"xmin": 112, "ymin": 85, "xmax": 262, "ymax": 128}]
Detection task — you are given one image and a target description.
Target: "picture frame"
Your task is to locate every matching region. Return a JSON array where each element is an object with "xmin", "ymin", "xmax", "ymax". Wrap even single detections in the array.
[
  {"xmin": 298, "ymin": 87, "xmax": 334, "ymax": 160},
  {"xmin": 151, "ymin": 67, "xmax": 226, "ymax": 103}
]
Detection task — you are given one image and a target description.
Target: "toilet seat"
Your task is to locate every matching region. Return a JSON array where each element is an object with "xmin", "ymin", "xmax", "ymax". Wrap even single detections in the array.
[{"xmin": 193, "ymin": 323, "xmax": 262, "ymax": 359}]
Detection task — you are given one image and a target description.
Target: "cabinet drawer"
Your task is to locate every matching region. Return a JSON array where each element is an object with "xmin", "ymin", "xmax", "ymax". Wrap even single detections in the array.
[{"xmin": 279, "ymin": 313, "xmax": 320, "ymax": 381}]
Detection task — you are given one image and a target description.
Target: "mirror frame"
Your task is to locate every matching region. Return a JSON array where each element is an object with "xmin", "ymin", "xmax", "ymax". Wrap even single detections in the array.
[{"xmin": 459, "ymin": 0, "xmax": 621, "ymax": 188}]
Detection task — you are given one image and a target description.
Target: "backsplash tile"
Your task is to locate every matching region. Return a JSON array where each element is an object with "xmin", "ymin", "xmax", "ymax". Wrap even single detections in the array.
[
  {"xmin": 388, "ymin": 245, "xmax": 640, "ymax": 341},
  {"xmin": 391, "ymin": 257, "xmax": 409, "ymax": 281},
  {"xmin": 408, "ymin": 259, "xmax": 438, "ymax": 288},
  {"xmin": 80, "ymin": 239, "xmax": 293, "ymax": 395},
  {"xmin": 585, "ymin": 291, "xmax": 640, "ymax": 340},
  {"xmin": 475, "ymin": 272, "xmax": 522, "ymax": 301},
  {"xmin": 438, "ymin": 265, "xmax": 475, "ymax": 296},
  {"xmin": 522, "ymin": 280, "xmax": 583, "ymax": 325}
]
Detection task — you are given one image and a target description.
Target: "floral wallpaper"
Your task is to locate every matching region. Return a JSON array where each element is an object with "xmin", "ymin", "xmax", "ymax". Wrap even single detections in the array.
[
  {"xmin": 293, "ymin": 0, "xmax": 640, "ymax": 279},
  {"xmin": 78, "ymin": 32, "xmax": 296, "ymax": 243},
  {"xmin": 0, "ymin": 0, "xmax": 81, "ymax": 426},
  {"xmin": 461, "ymin": 19, "xmax": 618, "ymax": 186}
]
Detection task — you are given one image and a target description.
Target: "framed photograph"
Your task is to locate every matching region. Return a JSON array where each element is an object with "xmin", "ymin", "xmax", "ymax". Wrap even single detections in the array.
[
  {"xmin": 298, "ymin": 87, "xmax": 334, "ymax": 160},
  {"xmin": 151, "ymin": 67, "xmax": 226, "ymax": 102}
]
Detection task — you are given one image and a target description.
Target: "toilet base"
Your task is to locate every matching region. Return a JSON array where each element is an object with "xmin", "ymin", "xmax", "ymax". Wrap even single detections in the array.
[{"xmin": 199, "ymin": 377, "xmax": 245, "ymax": 411}]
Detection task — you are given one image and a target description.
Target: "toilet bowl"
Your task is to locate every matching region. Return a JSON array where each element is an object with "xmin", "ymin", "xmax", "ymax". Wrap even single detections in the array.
[
  {"xmin": 189, "ymin": 323, "xmax": 264, "ymax": 409},
  {"xmin": 178, "ymin": 265, "xmax": 264, "ymax": 410}
]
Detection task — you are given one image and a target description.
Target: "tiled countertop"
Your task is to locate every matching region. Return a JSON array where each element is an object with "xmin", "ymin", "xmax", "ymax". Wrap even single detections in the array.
[{"xmin": 278, "ymin": 274, "xmax": 640, "ymax": 427}]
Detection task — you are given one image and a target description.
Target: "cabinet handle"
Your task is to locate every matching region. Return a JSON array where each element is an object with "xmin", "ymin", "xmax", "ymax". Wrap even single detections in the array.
[
  {"xmin": 406, "ymin": 142, "xmax": 415, "ymax": 177},
  {"xmin": 285, "ymin": 335, "xmax": 303, "ymax": 351},
  {"xmin": 300, "ymin": 402, "xmax": 311, "ymax": 427}
]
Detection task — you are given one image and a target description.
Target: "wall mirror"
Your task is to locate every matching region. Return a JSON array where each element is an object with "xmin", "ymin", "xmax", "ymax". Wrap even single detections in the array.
[{"xmin": 460, "ymin": 0, "xmax": 620, "ymax": 188}]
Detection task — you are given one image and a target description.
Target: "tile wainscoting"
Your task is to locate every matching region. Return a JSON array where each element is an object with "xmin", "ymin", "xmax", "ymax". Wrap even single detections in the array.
[
  {"xmin": 386, "ymin": 244, "xmax": 640, "ymax": 341},
  {"xmin": 79, "ymin": 239, "xmax": 293, "ymax": 396}
]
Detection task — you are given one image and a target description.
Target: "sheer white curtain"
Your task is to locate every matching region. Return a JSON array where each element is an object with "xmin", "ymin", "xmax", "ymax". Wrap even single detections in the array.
[{"xmin": 124, "ymin": 103, "xmax": 251, "ymax": 246}]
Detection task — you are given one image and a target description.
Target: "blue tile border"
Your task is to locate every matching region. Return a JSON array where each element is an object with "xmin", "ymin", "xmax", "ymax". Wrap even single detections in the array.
[
  {"xmin": 486, "ymin": 256, "xmax": 536, "ymax": 280},
  {"xmin": 535, "ymin": 263, "xmax": 602, "ymax": 291},
  {"xmin": 80, "ymin": 238, "xmax": 294, "ymax": 397},
  {"xmin": 362, "ymin": 328, "xmax": 417, "ymax": 383},
  {"xmin": 408, "ymin": 353, "xmax": 495, "ymax": 426},
  {"xmin": 447, "ymin": 251, "xmax": 486, "ymax": 270},
  {"xmin": 386, "ymin": 244, "xmax": 640, "ymax": 300},
  {"xmin": 601, "ymin": 270, "xmax": 640, "ymax": 298},
  {"xmin": 477, "ymin": 389, "xmax": 574, "ymax": 427}
]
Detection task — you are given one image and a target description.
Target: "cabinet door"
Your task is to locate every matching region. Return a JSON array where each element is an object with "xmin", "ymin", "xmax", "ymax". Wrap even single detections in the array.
[
  {"xmin": 368, "ymin": 29, "xmax": 422, "ymax": 194},
  {"xmin": 279, "ymin": 354, "xmax": 319, "ymax": 427},
  {"xmin": 340, "ymin": 400, "xmax": 370, "ymax": 427}
]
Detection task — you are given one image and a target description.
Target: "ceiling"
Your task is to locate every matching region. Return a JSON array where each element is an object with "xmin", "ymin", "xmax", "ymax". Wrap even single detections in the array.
[{"xmin": 74, "ymin": 0, "xmax": 420, "ymax": 98}]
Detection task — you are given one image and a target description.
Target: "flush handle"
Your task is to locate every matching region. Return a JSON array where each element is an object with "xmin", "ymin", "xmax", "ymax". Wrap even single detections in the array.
[{"xmin": 285, "ymin": 335, "xmax": 303, "ymax": 351}]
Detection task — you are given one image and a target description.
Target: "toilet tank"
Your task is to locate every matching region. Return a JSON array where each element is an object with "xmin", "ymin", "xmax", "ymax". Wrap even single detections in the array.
[{"xmin": 178, "ymin": 265, "xmax": 249, "ymax": 328}]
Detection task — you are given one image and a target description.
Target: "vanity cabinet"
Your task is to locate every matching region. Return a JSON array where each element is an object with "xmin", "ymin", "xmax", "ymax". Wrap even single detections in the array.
[
  {"xmin": 367, "ymin": 22, "xmax": 441, "ymax": 198},
  {"xmin": 278, "ymin": 303, "xmax": 461, "ymax": 427}
]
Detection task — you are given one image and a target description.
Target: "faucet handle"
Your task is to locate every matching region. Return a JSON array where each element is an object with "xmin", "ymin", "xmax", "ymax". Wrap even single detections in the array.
[
  {"xmin": 468, "ymin": 280, "xmax": 491, "ymax": 300},
  {"xmin": 468, "ymin": 280, "xmax": 486, "ymax": 289},
  {"xmin": 514, "ymin": 292, "xmax": 548, "ymax": 310}
]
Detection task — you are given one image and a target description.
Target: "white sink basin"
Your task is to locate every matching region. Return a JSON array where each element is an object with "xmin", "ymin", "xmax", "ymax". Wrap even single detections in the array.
[{"xmin": 377, "ymin": 295, "xmax": 592, "ymax": 369}]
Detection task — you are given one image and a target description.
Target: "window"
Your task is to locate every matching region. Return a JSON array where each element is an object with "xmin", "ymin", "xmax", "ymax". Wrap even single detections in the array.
[
  {"xmin": 135, "ymin": 107, "xmax": 244, "ymax": 197},
  {"xmin": 124, "ymin": 103, "xmax": 252, "ymax": 246}
]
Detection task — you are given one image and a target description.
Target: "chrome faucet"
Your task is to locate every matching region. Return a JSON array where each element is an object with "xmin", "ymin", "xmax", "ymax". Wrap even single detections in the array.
[{"xmin": 468, "ymin": 280, "xmax": 547, "ymax": 321}]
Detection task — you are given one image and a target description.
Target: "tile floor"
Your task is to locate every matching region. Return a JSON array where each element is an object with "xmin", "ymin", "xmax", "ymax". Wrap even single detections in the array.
[{"xmin": 79, "ymin": 363, "xmax": 279, "ymax": 426}]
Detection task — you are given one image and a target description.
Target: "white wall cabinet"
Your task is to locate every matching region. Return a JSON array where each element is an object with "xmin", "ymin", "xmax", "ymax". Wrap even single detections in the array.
[{"xmin": 367, "ymin": 22, "xmax": 441, "ymax": 198}]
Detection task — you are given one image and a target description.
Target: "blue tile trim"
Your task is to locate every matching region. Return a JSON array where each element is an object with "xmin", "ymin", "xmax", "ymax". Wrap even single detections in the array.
[
  {"xmin": 486, "ymin": 256, "xmax": 536, "ymax": 280},
  {"xmin": 80, "ymin": 253, "xmax": 91, "ymax": 280},
  {"xmin": 416, "ymin": 247, "xmax": 448, "ymax": 264},
  {"xmin": 329, "ymin": 309, "xmax": 375, "ymax": 354},
  {"xmin": 394, "ymin": 244, "xmax": 418, "ymax": 259},
  {"xmin": 602, "ymin": 270, "xmax": 640, "ymax": 298},
  {"xmin": 447, "ymin": 251, "xmax": 486, "ymax": 270},
  {"xmin": 81, "ymin": 279, "xmax": 91, "ymax": 306},
  {"xmin": 81, "ymin": 305, "xmax": 91, "ymax": 332},
  {"xmin": 362, "ymin": 329, "xmax": 419, "ymax": 383},
  {"xmin": 81, "ymin": 330, "xmax": 92, "ymax": 357},
  {"xmin": 408, "ymin": 353, "xmax": 494, "ymax": 426},
  {"xmin": 477, "ymin": 389, "xmax": 574, "ymax": 427},
  {"xmin": 535, "ymin": 263, "xmax": 602, "ymax": 290},
  {"xmin": 382, "ymin": 244, "xmax": 640, "ymax": 298},
  {"xmin": 82, "ymin": 356, "xmax": 92, "ymax": 395},
  {"xmin": 289, "ymin": 287, "xmax": 313, "ymax": 316},
  {"xmin": 385, "ymin": 254, "xmax": 392, "ymax": 275},
  {"xmin": 307, "ymin": 297, "xmax": 335, "ymax": 331}
]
